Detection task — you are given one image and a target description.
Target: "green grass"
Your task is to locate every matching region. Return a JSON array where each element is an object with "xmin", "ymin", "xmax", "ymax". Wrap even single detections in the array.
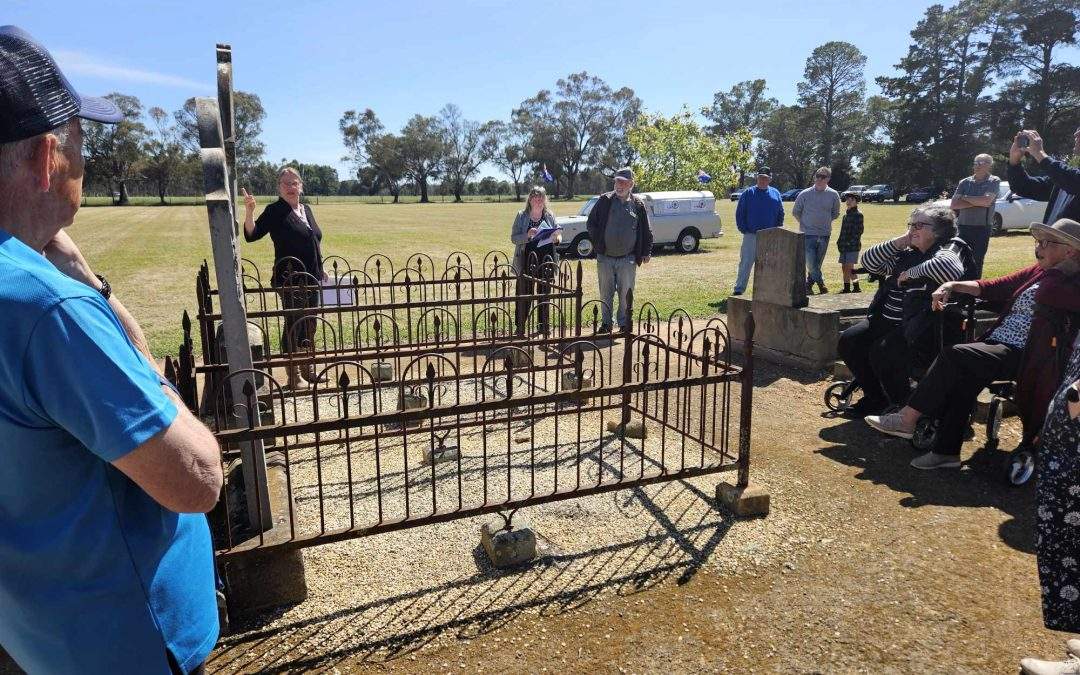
[
  {"xmin": 68, "ymin": 199, "xmax": 1036, "ymax": 357},
  {"xmin": 79, "ymin": 194, "xmax": 532, "ymax": 207}
]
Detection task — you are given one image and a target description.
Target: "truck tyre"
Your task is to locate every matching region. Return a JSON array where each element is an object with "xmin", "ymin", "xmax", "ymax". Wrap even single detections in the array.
[
  {"xmin": 676, "ymin": 229, "xmax": 700, "ymax": 253},
  {"xmin": 571, "ymin": 234, "xmax": 594, "ymax": 258}
]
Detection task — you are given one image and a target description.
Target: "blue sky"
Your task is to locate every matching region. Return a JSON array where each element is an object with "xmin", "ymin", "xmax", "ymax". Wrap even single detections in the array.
[{"xmin": 9, "ymin": 0, "xmax": 1068, "ymax": 178}]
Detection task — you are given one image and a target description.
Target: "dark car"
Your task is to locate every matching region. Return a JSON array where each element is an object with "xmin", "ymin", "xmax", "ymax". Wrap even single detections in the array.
[
  {"xmin": 780, "ymin": 188, "xmax": 802, "ymax": 201},
  {"xmin": 862, "ymin": 183, "xmax": 897, "ymax": 202},
  {"xmin": 905, "ymin": 186, "xmax": 936, "ymax": 203},
  {"xmin": 729, "ymin": 187, "xmax": 748, "ymax": 201}
]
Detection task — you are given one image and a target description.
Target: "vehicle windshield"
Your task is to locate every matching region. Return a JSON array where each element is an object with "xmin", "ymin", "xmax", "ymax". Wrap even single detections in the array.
[
  {"xmin": 578, "ymin": 197, "xmax": 598, "ymax": 217},
  {"xmin": 870, "ymin": 184, "xmax": 887, "ymax": 190},
  {"xmin": 998, "ymin": 184, "xmax": 1011, "ymax": 199},
  {"xmin": 849, "ymin": 185, "xmax": 866, "ymax": 191}
]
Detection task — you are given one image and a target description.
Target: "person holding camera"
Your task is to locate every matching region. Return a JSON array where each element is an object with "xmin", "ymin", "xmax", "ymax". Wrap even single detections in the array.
[{"xmin": 1007, "ymin": 127, "xmax": 1080, "ymax": 226}]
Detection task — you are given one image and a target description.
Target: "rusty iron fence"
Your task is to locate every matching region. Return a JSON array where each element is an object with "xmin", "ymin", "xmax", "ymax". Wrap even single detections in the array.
[{"xmin": 170, "ymin": 251, "xmax": 755, "ymax": 563}]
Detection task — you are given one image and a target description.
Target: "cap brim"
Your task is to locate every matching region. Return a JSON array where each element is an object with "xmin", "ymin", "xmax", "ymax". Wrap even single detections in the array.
[{"xmin": 77, "ymin": 94, "xmax": 123, "ymax": 123}]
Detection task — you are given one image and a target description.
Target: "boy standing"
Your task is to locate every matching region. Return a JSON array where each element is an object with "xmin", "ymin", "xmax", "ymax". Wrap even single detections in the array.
[{"xmin": 837, "ymin": 192, "xmax": 864, "ymax": 293}]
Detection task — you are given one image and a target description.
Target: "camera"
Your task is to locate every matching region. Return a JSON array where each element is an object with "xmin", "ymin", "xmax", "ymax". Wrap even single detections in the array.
[{"xmin": 1018, "ymin": 133, "xmax": 1030, "ymax": 149}]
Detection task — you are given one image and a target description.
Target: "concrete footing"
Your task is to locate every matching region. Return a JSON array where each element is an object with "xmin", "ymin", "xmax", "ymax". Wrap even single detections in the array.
[
  {"xmin": 716, "ymin": 481, "xmax": 770, "ymax": 518},
  {"xmin": 424, "ymin": 444, "xmax": 460, "ymax": 465},
  {"xmin": 481, "ymin": 521, "xmax": 537, "ymax": 568},
  {"xmin": 728, "ymin": 296, "xmax": 839, "ymax": 372},
  {"xmin": 606, "ymin": 419, "xmax": 647, "ymax": 439}
]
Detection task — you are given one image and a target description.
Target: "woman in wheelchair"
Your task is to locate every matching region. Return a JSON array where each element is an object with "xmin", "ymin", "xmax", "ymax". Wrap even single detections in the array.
[
  {"xmin": 836, "ymin": 205, "xmax": 968, "ymax": 419},
  {"xmin": 865, "ymin": 218, "xmax": 1080, "ymax": 470}
]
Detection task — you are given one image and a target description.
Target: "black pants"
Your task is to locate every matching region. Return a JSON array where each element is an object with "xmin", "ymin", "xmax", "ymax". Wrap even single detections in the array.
[
  {"xmin": 278, "ymin": 286, "xmax": 319, "ymax": 353},
  {"xmin": 837, "ymin": 317, "xmax": 913, "ymax": 409},
  {"xmin": 907, "ymin": 341, "xmax": 1022, "ymax": 455},
  {"xmin": 958, "ymin": 223, "xmax": 989, "ymax": 279},
  {"xmin": 515, "ymin": 247, "xmax": 556, "ymax": 335}
]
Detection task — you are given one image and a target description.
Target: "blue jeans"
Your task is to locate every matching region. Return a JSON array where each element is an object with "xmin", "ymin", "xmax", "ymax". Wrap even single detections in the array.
[
  {"xmin": 596, "ymin": 253, "xmax": 637, "ymax": 328},
  {"xmin": 804, "ymin": 235, "xmax": 829, "ymax": 285},
  {"xmin": 734, "ymin": 232, "xmax": 757, "ymax": 293}
]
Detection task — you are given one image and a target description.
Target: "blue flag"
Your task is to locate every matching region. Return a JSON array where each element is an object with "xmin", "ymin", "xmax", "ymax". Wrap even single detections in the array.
[
  {"xmin": 541, "ymin": 164, "xmax": 554, "ymax": 182},
  {"xmin": 697, "ymin": 169, "xmax": 712, "ymax": 184}
]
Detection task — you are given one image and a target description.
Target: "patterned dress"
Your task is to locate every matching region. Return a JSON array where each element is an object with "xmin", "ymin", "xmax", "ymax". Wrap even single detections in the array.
[{"xmin": 1037, "ymin": 337, "xmax": 1080, "ymax": 631}]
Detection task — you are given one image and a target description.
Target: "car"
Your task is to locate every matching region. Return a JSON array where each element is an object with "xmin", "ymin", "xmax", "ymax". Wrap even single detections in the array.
[
  {"xmin": 729, "ymin": 187, "xmax": 748, "ymax": 201},
  {"xmin": 862, "ymin": 184, "xmax": 896, "ymax": 202},
  {"xmin": 931, "ymin": 181, "xmax": 1047, "ymax": 236},
  {"xmin": 905, "ymin": 186, "xmax": 936, "ymax": 203},
  {"xmin": 556, "ymin": 190, "xmax": 723, "ymax": 258},
  {"xmin": 845, "ymin": 184, "xmax": 868, "ymax": 197},
  {"xmin": 780, "ymin": 188, "xmax": 802, "ymax": 201}
]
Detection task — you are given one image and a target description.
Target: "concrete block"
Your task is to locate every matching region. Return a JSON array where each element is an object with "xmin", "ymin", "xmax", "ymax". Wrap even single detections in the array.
[
  {"xmin": 508, "ymin": 349, "xmax": 534, "ymax": 368},
  {"xmin": 481, "ymin": 521, "xmax": 537, "ymax": 568},
  {"xmin": 371, "ymin": 361, "xmax": 394, "ymax": 382},
  {"xmin": 399, "ymin": 392, "xmax": 427, "ymax": 429},
  {"xmin": 561, "ymin": 371, "xmax": 595, "ymax": 390},
  {"xmin": 732, "ymin": 300, "xmax": 840, "ymax": 371},
  {"xmin": 424, "ymin": 443, "xmax": 460, "ymax": 465},
  {"xmin": 752, "ymin": 228, "xmax": 808, "ymax": 308},
  {"xmin": 716, "ymin": 481, "xmax": 770, "ymax": 518}
]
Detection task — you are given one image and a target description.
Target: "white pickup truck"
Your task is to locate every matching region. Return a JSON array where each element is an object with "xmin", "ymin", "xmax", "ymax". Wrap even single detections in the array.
[{"xmin": 556, "ymin": 190, "xmax": 723, "ymax": 258}]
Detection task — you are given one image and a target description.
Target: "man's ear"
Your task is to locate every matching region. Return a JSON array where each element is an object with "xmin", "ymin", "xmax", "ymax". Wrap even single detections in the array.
[{"xmin": 29, "ymin": 134, "xmax": 59, "ymax": 192}]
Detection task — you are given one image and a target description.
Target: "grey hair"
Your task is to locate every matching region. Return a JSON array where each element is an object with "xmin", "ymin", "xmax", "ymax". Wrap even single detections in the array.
[
  {"xmin": 974, "ymin": 153, "xmax": 993, "ymax": 165},
  {"xmin": 0, "ymin": 120, "xmax": 75, "ymax": 178},
  {"xmin": 913, "ymin": 204, "xmax": 957, "ymax": 243}
]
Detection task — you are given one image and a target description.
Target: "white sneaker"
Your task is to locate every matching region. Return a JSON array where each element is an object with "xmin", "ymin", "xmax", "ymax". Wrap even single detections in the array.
[
  {"xmin": 1021, "ymin": 655, "xmax": 1080, "ymax": 674},
  {"xmin": 1067, "ymin": 639, "xmax": 1080, "ymax": 659},
  {"xmin": 864, "ymin": 412, "xmax": 915, "ymax": 440}
]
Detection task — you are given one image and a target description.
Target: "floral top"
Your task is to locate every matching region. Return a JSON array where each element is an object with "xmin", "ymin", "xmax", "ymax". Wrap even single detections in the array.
[{"xmin": 988, "ymin": 283, "xmax": 1039, "ymax": 349}]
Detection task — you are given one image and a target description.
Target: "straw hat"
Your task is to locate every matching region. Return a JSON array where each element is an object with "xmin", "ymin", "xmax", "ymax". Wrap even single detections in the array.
[{"xmin": 1030, "ymin": 218, "xmax": 1080, "ymax": 250}]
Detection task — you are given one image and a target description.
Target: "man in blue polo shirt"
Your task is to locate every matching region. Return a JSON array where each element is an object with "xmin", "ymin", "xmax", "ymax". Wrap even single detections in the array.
[
  {"xmin": 0, "ymin": 26, "xmax": 223, "ymax": 674},
  {"xmin": 732, "ymin": 167, "xmax": 785, "ymax": 295}
]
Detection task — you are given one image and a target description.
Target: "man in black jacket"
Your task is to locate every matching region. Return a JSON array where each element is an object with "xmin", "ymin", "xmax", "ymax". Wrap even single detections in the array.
[
  {"xmin": 585, "ymin": 167, "xmax": 654, "ymax": 332},
  {"xmin": 1007, "ymin": 127, "xmax": 1080, "ymax": 225}
]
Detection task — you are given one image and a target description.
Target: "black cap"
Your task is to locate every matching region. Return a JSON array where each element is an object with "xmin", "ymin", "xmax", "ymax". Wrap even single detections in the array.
[
  {"xmin": 0, "ymin": 25, "xmax": 122, "ymax": 143},
  {"xmin": 614, "ymin": 167, "xmax": 634, "ymax": 182},
  {"xmin": 756, "ymin": 167, "xmax": 771, "ymax": 177}
]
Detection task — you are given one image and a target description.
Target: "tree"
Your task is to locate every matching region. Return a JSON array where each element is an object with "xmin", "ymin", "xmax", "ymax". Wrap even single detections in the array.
[
  {"xmin": 487, "ymin": 114, "xmax": 531, "ymax": 200},
  {"xmin": 437, "ymin": 104, "xmax": 497, "ymax": 202},
  {"xmin": 398, "ymin": 114, "xmax": 446, "ymax": 203},
  {"xmin": 175, "ymin": 91, "xmax": 267, "ymax": 185},
  {"xmin": 756, "ymin": 105, "xmax": 819, "ymax": 190},
  {"xmin": 701, "ymin": 79, "xmax": 778, "ymax": 187},
  {"xmin": 142, "ymin": 106, "xmax": 186, "ymax": 205},
  {"xmin": 627, "ymin": 110, "xmax": 752, "ymax": 193},
  {"xmin": 518, "ymin": 72, "xmax": 642, "ymax": 198},
  {"xmin": 83, "ymin": 93, "xmax": 147, "ymax": 205},
  {"xmin": 339, "ymin": 108, "xmax": 407, "ymax": 201},
  {"xmin": 797, "ymin": 41, "xmax": 867, "ymax": 168}
]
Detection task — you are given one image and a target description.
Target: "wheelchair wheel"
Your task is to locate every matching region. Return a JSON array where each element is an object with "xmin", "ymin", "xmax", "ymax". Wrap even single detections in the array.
[
  {"xmin": 824, "ymin": 381, "xmax": 853, "ymax": 412},
  {"xmin": 985, "ymin": 397, "xmax": 1003, "ymax": 451},
  {"xmin": 1007, "ymin": 446, "xmax": 1036, "ymax": 486},
  {"xmin": 912, "ymin": 417, "xmax": 938, "ymax": 451}
]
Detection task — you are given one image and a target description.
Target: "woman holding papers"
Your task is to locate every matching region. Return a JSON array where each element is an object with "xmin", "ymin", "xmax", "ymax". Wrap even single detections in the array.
[
  {"xmin": 242, "ymin": 166, "xmax": 327, "ymax": 389},
  {"xmin": 510, "ymin": 186, "xmax": 561, "ymax": 336}
]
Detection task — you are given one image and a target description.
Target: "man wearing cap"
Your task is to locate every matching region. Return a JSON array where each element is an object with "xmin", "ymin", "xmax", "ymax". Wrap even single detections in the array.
[
  {"xmin": 732, "ymin": 167, "xmax": 784, "ymax": 296},
  {"xmin": 0, "ymin": 26, "xmax": 222, "ymax": 674},
  {"xmin": 866, "ymin": 218, "xmax": 1080, "ymax": 472},
  {"xmin": 585, "ymin": 167, "xmax": 653, "ymax": 332},
  {"xmin": 950, "ymin": 153, "xmax": 1000, "ymax": 278},
  {"xmin": 1007, "ymin": 126, "xmax": 1080, "ymax": 230},
  {"xmin": 793, "ymin": 166, "xmax": 841, "ymax": 294}
]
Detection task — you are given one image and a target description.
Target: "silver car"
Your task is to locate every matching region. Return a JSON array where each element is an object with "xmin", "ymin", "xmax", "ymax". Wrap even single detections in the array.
[{"xmin": 556, "ymin": 190, "xmax": 723, "ymax": 258}]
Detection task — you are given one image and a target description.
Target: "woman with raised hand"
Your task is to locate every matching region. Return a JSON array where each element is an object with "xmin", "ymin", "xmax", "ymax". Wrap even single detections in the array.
[{"xmin": 242, "ymin": 167, "xmax": 328, "ymax": 389}]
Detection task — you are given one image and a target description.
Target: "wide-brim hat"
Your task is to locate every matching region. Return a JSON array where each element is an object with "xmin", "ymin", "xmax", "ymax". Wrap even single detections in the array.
[
  {"xmin": 1030, "ymin": 218, "xmax": 1080, "ymax": 250},
  {"xmin": 0, "ymin": 25, "xmax": 123, "ymax": 143}
]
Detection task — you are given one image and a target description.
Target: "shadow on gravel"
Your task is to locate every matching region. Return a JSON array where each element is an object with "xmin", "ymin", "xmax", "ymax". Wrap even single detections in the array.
[
  {"xmin": 209, "ymin": 475, "xmax": 739, "ymax": 674},
  {"xmin": 816, "ymin": 419, "xmax": 1035, "ymax": 555}
]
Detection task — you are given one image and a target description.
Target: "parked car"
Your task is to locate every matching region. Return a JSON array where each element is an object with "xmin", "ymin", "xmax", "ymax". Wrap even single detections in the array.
[
  {"xmin": 932, "ymin": 181, "xmax": 1047, "ymax": 236},
  {"xmin": 862, "ymin": 184, "xmax": 896, "ymax": 202},
  {"xmin": 905, "ymin": 186, "xmax": 936, "ymax": 203},
  {"xmin": 780, "ymin": 188, "xmax": 802, "ymax": 201},
  {"xmin": 845, "ymin": 184, "xmax": 868, "ymax": 197},
  {"xmin": 729, "ymin": 187, "xmax": 748, "ymax": 201},
  {"xmin": 556, "ymin": 190, "xmax": 723, "ymax": 258}
]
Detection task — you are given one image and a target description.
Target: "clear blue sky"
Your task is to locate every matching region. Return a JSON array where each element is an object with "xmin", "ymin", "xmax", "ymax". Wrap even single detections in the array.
[{"xmin": 8, "ymin": 0, "xmax": 1059, "ymax": 178}]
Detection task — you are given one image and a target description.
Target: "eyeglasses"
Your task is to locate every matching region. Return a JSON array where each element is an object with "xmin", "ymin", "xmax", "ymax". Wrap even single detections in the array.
[
  {"xmin": 1032, "ymin": 235, "xmax": 1062, "ymax": 248},
  {"xmin": 908, "ymin": 221, "xmax": 932, "ymax": 231}
]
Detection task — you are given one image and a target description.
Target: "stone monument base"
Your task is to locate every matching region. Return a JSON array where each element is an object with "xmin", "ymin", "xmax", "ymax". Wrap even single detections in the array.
[
  {"xmin": 716, "ymin": 481, "xmax": 770, "ymax": 518},
  {"xmin": 481, "ymin": 521, "xmax": 537, "ymax": 568},
  {"xmin": 727, "ymin": 297, "xmax": 840, "ymax": 372}
]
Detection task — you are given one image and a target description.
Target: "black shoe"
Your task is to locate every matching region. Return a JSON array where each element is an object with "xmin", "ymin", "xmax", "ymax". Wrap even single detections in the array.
[
  {"xmin": 619, "ymin": 324, "xmax": 632, "ymax": 333},
  {"xmin": 817, "ymin": 282, "xmax": 829, "ymax": 294},
  {"xmin": 806, "ymin": 280, "xmax": 815, "ymax": 295},
  {"xmin": 597, "ymin": 324, "xmax": 612, "ymax": 334},
  {"xmin": 841, "ymin": 284, "xmax": 851, "ymax": 294},
  {"xmin": 732, "ymin": 290, "xmax": 743, "ymax": 296},
  {"xmin": 839, "ymin": 398, "xmax": 887, "ymax": 419},
  {"xmin": 853, "ymin": 282, "xmax": 862, "ymax": 293}
]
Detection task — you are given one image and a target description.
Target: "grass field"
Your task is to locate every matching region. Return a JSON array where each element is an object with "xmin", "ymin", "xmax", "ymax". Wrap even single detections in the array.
[{"xmin": 67, "ymin": 198, "xmax": 1037, "ymax": 357}]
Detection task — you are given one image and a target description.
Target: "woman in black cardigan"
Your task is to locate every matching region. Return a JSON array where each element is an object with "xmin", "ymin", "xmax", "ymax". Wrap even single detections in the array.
[{"xmin": 242, "ymin": 167, "xmax": 327, "ymax": 389}]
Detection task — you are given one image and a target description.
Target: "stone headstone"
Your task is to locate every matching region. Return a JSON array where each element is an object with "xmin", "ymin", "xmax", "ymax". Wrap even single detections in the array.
[{"xmin": 752, "ymin": 228, "xmax": 808, "ymax": 308}]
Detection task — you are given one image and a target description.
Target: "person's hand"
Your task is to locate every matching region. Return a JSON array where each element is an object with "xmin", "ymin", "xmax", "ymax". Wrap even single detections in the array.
[
  {"xmin": 241, "ymin": 187, "xmax": 256, "ymax": 214},
  {"xmin": 1023, "ymin": 129, "xmax": 1045, "ymax": 157},
  {"xmin": 553, "ymin": 231, "xmax": 563, "ymax": 245},
  {"xmin": 1009, "ymin": 133, "xmax": 1025, "ymax": 164},
  {"xmin": 897, "ymin": 270, "xmax": 911, "ymax": 285},
  {"xmin": 932, "ymin": 282, "xmax": 953, "ymax": 311},
  {"xmin": 43, "ymin": 230, "xmax": 98, "ymax": 288},
  {"xmin": 527, "ymin": 227, "xmax": 538, "ymax": 239},
  {"xmin": 642, "ymin": 256, "xmax": 651, "ymax": 265}
]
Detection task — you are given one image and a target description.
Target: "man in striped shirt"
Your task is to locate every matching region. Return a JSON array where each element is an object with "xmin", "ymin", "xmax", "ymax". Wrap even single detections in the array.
[{"xmin": 835, "ymin": 206, "xmax": 966, "ymax": 417}]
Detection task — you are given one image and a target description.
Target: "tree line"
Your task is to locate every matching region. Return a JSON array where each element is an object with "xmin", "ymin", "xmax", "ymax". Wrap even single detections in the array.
[{"xmin": 83, "ymin": 0, "xmax": 1078, "ymax": 204}]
